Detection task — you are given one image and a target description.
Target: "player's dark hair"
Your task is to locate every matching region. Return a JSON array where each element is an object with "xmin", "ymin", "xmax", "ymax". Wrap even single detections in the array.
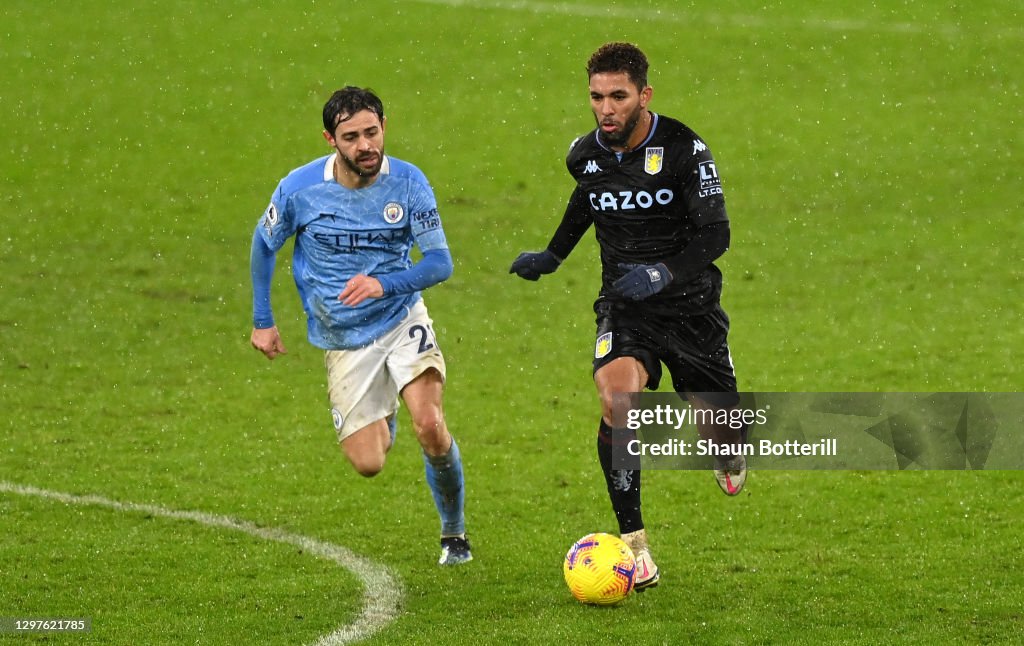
[
  {"xmin": 322, "ymin": 86, "xmax": 385, "ymax": 133},
  {"xmin": 587, "ymin": 42, "xmax": 649, "ymax": 91}
]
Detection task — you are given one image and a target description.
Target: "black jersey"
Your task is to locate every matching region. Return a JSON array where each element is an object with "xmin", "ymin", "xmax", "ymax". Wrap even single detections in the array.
[{"xmin": 558, "ymin": 113, "xmax": 729, "ymax": 315}]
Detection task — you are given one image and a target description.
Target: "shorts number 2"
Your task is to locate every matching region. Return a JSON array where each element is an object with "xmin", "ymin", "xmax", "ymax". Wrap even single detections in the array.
[{"xmin": 409, "ymin": 324, "xmax": 435, "ymax": 353}]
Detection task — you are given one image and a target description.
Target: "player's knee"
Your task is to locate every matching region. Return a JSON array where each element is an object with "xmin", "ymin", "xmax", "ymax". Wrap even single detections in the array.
[
  {"xmin": 350, "ymin": 456, "xmax": 385, "ymax": 478},
  {"xmin": 595, "ymin": 361, "xmax": 646, "ymax": 428},
  {"xmin": 598, "ymin": 385, "xmax": 629, "ymax": 426},
  {"xmin": 343, "ymin": 447, "xmax": 386, "ymax": 478},
  {"xmin": 413, "ymin": 417, "xmax": 449, "ymax": 456},
  {"xmin": 410, "ymin": 408, "xmax": 443, "ymax": 437}
]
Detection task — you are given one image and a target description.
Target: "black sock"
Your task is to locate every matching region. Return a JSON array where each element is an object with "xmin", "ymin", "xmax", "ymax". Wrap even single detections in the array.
[{"xmin": 597, "ymin": 419, "xmax": 643, "ymax": 534}]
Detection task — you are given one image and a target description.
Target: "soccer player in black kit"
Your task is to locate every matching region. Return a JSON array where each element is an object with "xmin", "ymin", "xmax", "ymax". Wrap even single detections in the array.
[{"xmin": 510, "ymin": 42, "xmax": 747, "ymax": 591}]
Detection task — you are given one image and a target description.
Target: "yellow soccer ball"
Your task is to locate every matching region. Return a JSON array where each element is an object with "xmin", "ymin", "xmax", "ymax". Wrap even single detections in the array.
[{"xmin": 563, "ymin": 532, "xmax": 637, "ymax": 605}]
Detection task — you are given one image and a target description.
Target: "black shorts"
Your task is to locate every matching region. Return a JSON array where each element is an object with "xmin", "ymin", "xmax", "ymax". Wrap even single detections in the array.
[{"xmin": 592, "ymin": 299, "xmax": 738, "ymax": 397}]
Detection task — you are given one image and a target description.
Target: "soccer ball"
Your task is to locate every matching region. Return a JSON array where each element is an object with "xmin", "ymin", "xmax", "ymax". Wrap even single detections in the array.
[{"xmin": 563, "ymin": 532, "xmax": 636, "ymax": 605}]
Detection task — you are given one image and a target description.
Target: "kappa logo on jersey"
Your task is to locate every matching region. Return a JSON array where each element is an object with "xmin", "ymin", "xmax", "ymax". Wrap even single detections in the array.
[
  {"xmin": 382, "ymin": 201, "xmax": 405, "ymax": 224},
  {"xmin": 644, "ymin": 147, "xmax": 664, "ymax": 175},
  {"xmin": 698, "ymin": 160, "xmax": 723, "ymax": 198},
  {"xmin": 693, "ymin": 139, "xmax": 707, "ymax": 154},
  {"xmin": 262, "ymin": 202, "xmax": 279, "ymax": 235},
  {"xmin": 595, "ymin": 332, "xmax": 613, "ymax": 359},
  {"xmin": 583, "ymin": 160, "xmax": 602, "ymax": 174}
]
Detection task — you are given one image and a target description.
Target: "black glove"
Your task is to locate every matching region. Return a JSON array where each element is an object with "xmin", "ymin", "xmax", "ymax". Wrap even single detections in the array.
[
  {"xmin": 612, "ymin": 262, "xmax": 672, "ymax": 300},
  {"xmin": 509, "ymin": 250, "xmax": 561, "ymax": 281}
]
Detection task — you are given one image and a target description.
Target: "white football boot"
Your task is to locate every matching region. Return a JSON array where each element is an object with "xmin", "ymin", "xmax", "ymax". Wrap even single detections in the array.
[
  {"xmin": 714, "ymin": 454, "xmax": 747, "ymax": 496},
  {"xmin": 621, "ymin": 529, "xmax": 660, "ymax": 591}
]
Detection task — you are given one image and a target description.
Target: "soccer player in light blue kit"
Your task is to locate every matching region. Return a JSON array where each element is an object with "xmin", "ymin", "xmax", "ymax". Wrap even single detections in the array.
[{"xmin": 250, "ymin": 86, "xmax": 471, "ymax": 565}]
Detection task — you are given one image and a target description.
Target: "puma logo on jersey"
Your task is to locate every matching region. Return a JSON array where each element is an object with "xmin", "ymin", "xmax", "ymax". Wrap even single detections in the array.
[{"xmin": 583, "ymin": 160, "xmax": 602, "ymax": 174}]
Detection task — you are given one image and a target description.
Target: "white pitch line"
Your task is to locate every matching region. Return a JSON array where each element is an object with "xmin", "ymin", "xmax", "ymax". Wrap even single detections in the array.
[
  {"xmin": 404, "ymin": 0, "xmax": 1024, "ymax": 40},
  {"xmin": 0, "ymin": 481, "xmax": 403, "ymax": 646}
]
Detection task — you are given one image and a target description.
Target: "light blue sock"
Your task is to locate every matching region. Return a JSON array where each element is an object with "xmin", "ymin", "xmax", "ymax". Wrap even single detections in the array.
[
  {"xmin": 387, "ymin": 415, "xmax": 397, "ymax": 447},
  {"xmin": 423, "ymin": 437, "xmax": 465, "ymax": 536}
]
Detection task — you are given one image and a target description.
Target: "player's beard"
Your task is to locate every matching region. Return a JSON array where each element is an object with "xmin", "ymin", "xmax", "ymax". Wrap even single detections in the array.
[
  {"xmin": 598, "ymin": 105, "xmax": 644, "ymax": 148},
  {"xmin": 339, "ymin": 149, "xmax": 384, "ymax": 178}
]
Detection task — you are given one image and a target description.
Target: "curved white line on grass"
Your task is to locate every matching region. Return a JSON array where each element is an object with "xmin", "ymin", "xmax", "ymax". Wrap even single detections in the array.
[
  {"xmin": 0, "ymin": 481, "xmax": 402, "ymax": 646},
  {"xmin": 406, "ymin": 0, "xmax": 1024, "ymax": 40}
]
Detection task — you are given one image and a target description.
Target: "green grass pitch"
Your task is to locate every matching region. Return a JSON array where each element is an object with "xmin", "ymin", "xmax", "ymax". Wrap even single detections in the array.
[{"xmin": 2, "ymin": 1, "xmax": 1022, "ymax": 644}]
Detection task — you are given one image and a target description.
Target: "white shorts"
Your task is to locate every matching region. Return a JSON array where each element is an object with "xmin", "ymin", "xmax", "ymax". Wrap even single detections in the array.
[{"xmin": 324, "ymin": 300, "xmax": 446, "ymax": 442}]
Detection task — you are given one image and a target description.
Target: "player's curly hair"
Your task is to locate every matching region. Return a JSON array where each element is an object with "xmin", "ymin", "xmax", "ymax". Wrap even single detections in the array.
[
  {"xmin": 322, "ymin": 86, "xmax": 385, "ymax": 133},
  {"xmin": 586, "ymin": 42, "xmax": 649, "ymax": 91}
]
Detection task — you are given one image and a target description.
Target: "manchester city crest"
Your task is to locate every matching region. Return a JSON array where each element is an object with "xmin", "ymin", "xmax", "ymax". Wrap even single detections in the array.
[
  {"xmin": 382, "ymin": 201, "xmax": 405, "ymax": 224},
  {"xmin": 644, "ymin": 147, "xmax": 664, "ymax": 175}
]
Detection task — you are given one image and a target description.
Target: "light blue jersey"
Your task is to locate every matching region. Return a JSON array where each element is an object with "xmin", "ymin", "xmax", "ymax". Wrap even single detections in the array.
[{"xmin": 254, "ymin": 154, "xmax": 450, "ymax": 350}]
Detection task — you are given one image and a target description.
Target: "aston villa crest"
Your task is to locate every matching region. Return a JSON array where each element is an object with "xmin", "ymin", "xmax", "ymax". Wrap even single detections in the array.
[{"xmin": 644, "ymin": 147, "xmax": 664, "ymax": 175}]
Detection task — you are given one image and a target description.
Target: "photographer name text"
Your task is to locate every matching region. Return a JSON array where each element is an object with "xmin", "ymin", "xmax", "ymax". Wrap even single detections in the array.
[{"xmin": 626, "ymin": 438, "xmax": 838, "ymax": 458}]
